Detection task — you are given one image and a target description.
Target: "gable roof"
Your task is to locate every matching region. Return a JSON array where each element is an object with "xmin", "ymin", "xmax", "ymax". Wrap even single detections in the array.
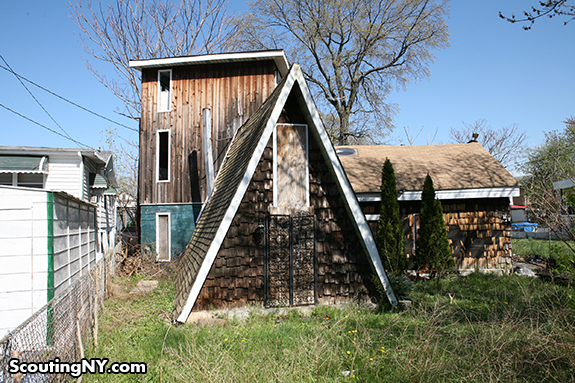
[
  {"xmin": 173, "ymin": 64, "xmax": 397, "ymax": 322},
  {"xmin": 337, "ymin": 144, "xmax": 519, "ymax": 196}
]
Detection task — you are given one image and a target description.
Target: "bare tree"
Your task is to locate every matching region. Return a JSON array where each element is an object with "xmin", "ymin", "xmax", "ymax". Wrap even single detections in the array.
[
  {"xmin": 499, "ymin": 1, "xmax": 575, "ymax": 30},
  {"xmin": 449, "ymin": 119, "xmax": 528, "ymax": 168},
  {"xmin": 70, "ymin": 0, "xmax": 237, "ymax": 118},
  {"xmin": 236, "ymin": 0, "xmax": 450, "ymax": 145},
  {"xmin": 519, "ymin": 120, "xmax": 575, "ymax": 253}
]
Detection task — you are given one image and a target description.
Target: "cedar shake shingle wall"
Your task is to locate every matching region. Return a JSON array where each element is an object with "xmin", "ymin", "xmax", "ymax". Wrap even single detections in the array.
[
  {"xmin": 140, "ymin": 60, "xmax": 277, "ymax": 205},
  {"xmin": 362, "ymin": 198, "xmax": 512, "ymax": 270},
  {"xmin": 309, "ymin": 137, "xmax": 377, "ymax": 304},
  {"xmin": 189, "ymin": 101, "xmax": 379, "ymax": 310},
  {"xmin": 193, "ymin": 142, "xmax": 273, "ymax": 310}
]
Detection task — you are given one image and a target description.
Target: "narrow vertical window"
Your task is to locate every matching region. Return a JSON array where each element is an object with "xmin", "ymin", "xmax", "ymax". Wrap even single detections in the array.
[
  {"xmin": 157, "ymin": 130, "xmax": 170, "ymax": 182},
  {"xmin": 158, "ymin": 69, "xmax": 171, "ymax": 112}
]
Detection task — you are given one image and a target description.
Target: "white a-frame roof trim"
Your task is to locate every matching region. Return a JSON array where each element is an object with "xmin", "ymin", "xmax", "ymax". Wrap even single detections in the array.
[{"xmin": 176, "ymin": 64, "xmax": 396, "ymax": 322}]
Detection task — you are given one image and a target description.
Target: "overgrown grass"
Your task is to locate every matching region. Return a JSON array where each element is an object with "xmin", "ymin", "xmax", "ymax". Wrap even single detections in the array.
[
  {"xmin": 83, "ymin": 274, "xmax": 575, "ymax": 382},
  {"xmin": 513, "ymin": 238, "xmax": 575, "ymax": 274}
]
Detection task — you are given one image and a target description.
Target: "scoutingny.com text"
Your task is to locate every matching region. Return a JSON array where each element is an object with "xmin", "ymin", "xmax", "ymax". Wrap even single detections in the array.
[{"xmin": 9, "ymin": 357, "xmax": 147, "ymax": 378}]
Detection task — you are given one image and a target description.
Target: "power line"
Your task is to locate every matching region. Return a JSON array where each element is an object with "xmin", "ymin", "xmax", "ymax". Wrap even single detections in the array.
[
  {"xmin": 0, "ymin": 103, "xmax": 92, "ymax": 149},
  {"xmin": 0, "ymin": 63, "xmax": 139, "ymax": 133},
  {"xmin": 0, "ymin": 54, "xmax": 75, "ymax": 142}
]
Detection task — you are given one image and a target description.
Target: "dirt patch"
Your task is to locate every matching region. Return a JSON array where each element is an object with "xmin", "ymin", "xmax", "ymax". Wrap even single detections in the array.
[{"xmin": 130, "ymin": 280, "xmax": 159, "ymax": 295}]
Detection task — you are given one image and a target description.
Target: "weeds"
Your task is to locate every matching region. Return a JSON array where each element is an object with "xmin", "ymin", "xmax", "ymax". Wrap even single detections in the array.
[{"xmin": 83, "ymin": 273, "xmax": 575, "ymax": 382}]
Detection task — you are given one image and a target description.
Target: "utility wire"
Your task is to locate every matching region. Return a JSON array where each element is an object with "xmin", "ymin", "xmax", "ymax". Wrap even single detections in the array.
[
  {"xmin": 0, "ymin": 63, "xmax": 138, "ymax": 133},
  {"xmin": 0, "ymin": 103, "xmax": 91, "ymax": 149},
  {"xmin": 0, "ymin": 54, "xmax": 76, "ymax": 142}
]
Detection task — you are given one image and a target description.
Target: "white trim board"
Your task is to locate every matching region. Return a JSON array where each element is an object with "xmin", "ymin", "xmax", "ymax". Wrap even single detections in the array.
[
  {"xmin": 130, "ymin": 50, "xmax": 290, "ymax": 77},
  {"xmin": 357, "ymin": 187, "xmax": 520, "ymax": 202},
  {"xmin": 156, "ymin": 213, "xmax": 171, "ymax": 262},
  {"xmin": 158, "ymin": 69, "xmax": 172, "ymax": 113},
  {"xmin": 156, "ymin": 130, "xmax": 171, "ymax": 183}
]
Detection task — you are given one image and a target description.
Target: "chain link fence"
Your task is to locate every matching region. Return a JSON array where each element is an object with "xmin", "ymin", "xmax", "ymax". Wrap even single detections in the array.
[{"xmin": 0, "ymin": 247, "xmax": 118, "ymax": 382}]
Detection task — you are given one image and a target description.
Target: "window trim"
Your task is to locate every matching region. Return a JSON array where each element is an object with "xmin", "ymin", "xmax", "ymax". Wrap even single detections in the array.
[
  {"xmin": 156, "ymin": 130, "xmax": 171, "ymax": 183},
  {"xmin": 155, "ymin": 212, "xmax": 171, "ymax": 262},
  {"xmin": 273, "ymin": 123, "xmax": 309, "ymax": 208},
  {"xmin": 157, "ymin": 69, "xmax": 172, "ymax": 113}
]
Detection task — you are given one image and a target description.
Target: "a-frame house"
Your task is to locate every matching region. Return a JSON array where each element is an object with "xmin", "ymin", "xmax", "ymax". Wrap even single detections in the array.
[{"xmin": 174, "ymin": 63, "xmax": 396, "ymax": 322}]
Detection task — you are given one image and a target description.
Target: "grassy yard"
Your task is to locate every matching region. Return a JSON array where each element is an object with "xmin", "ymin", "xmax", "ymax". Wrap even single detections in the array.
[
  {"xmin": 513, "ymin": 238, "xmax": 575, "ymax": 274},
  {"xmin": 83, "ymin": 273, "xmax": 575, "ymax": 382}
]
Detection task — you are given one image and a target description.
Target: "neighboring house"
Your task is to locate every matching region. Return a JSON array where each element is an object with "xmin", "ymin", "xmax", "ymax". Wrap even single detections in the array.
[
  {"xmin": 129, "ymin": 50, "xmax": 291, "ymax": 261},
  {"xmin": 0, "ymin": 147, "xmax": 117, "ymax": 338},
  {"xmin": 130, "ymin": 51, "xmax": 397, "ymax": 322},
  {"xmin": 0, "ymin": 146, "xmax": 118, "ymax": 254},
  {"xmin": 336, "ymin": 143, "xmax": 520, "ymax": 272}
]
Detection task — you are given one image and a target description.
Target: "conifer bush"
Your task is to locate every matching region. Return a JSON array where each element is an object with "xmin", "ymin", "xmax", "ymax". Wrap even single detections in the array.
[
  {"xmin": 416, "ymin": 174, "xmax": 454, "ymax": 274},
  {"xmin": 376, "ymin": 158, "xmax": 407, "ymax": 273}
]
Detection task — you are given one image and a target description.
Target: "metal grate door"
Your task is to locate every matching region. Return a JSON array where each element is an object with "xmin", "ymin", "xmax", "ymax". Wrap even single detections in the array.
[{"xmin": 265, "ymin": 214, "xmax": 317, "ymax": 307}]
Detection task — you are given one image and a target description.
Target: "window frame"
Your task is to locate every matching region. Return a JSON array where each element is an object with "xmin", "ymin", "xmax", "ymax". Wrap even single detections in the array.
[
  {"xmin": 273, "ymin": 123, "xmax": 309, "ymax": 208},
  {"xmin": 155, "ymin": 212, "xmax": 171, "ymax": 262},
  {"xmin": 157, "ymin": 69, "xmax": 172, "ymax": 113},
  {"xmin": 156, "ymin": 130, "xmax": 171, "ymax": 183}
]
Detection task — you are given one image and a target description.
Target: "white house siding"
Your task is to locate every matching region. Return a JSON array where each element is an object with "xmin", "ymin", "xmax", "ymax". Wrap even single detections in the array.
[
  {"xmin": 0, "ymin": 187, "xmax": 48, "ymax": 339},
  {"xmin": 44, "ymin": 153, "xmax": 83, "ymax": 199}
]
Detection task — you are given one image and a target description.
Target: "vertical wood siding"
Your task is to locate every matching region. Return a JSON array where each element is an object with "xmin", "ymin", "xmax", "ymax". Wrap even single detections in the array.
[{"xmin": 139, "ymin": 61, "xmax": 277, "ymax": 205}]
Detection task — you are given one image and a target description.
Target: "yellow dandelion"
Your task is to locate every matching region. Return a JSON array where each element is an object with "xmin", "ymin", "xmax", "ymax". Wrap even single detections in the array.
[
  {"xmin": 560, "ymin": 328, "xmax": 563, "ymax": 331},
  {"xmin": 348, "ymin": 331, "xmax": 352, "ymax": 333},
  {"xmin": 353, "ymin": 330, "xmax": 358, "ymax": 333},
  {"xmin": 357, "ymin": 310, "xmax": 361, "ymax": 313},
  {"xmin": 504, "ymin": 302, "xmax": 508, "ymax": 305},
  {"xmin": 370, "ymin": 358, "xmax": 374, "ymax": 361},
  {"xmin": 208, "ymin": 331, "xmax": 211, "ymax": 333},
  {"xmin": 352, "ymin": 375, "xmax": 355, "ymax": 378},
  {"xmin": 224, "ymin": 338, "xmax": 228, "ymax": 342},
  {"xmin": 347, "ymin": 351, "xmax": 351, "ymax": 355},
  {"xmin": 242, "ymin": 339, "xmax": 246, "ymax": 342}
]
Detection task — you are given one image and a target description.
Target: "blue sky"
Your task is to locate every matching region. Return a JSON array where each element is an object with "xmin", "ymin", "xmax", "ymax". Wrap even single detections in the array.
[{"xmin": 1, "ymin": 1, "xmax": 573, "ymax": 163}]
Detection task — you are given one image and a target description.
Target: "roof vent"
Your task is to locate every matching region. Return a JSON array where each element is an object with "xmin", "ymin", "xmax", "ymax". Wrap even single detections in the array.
[{"xmin": 336, "ymin": 148, "xmax": 358, "ymax": 157}]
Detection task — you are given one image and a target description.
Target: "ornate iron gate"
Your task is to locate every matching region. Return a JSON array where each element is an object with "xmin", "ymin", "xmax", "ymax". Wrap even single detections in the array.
[{"xmin": 264, "ymin": 214, "xmax": 317, "ymax": 307}]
